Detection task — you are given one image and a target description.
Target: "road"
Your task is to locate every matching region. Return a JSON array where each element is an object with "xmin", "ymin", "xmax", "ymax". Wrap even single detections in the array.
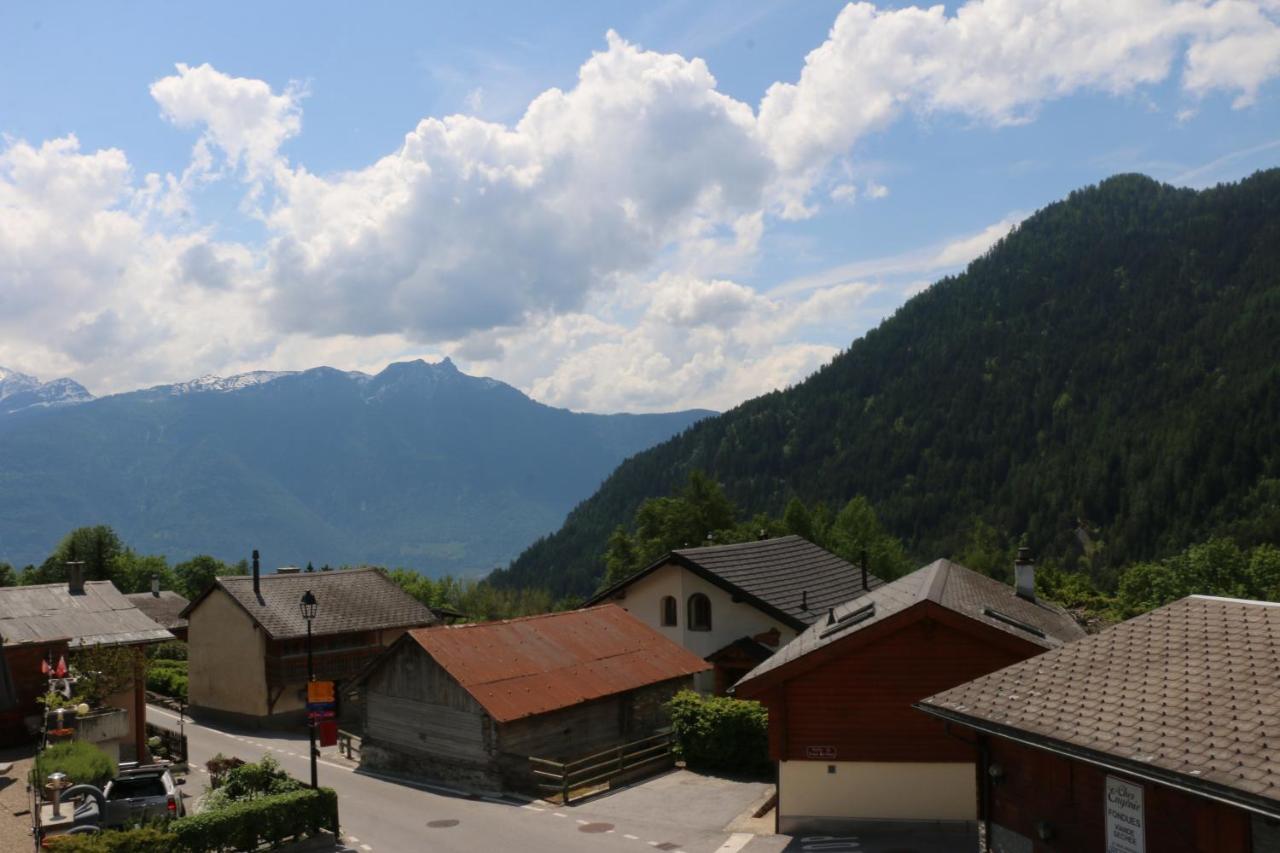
[{"xmin": 147, "ymin": 705, "xmax": 789, "ymax": 853}]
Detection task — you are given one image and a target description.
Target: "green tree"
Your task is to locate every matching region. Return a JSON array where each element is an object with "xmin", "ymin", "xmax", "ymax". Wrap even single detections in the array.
[
  {"xmin": 174, "ymin": 555, "xmax": 235, "ymax": 600},
  {"xmin": 109, "ymin": 550, "xmax": 174, "ymax": 595},
  {"xmin": 957, "ymin": 517, "xmax": 1015, "ymax": 581},
  {"xmin": 0, "ymin": 562, "xmax": 16, "ymax": 587},
  {"xmin": 601, "ymin": 526, "xmax": 639, "ymax": 588},
  {"xmin": 826, "ymin": 496, "xmax": 912, "ymax": 580},
  {"xmin": 31, "ymin": 525, "xmax": 125, "ymax": 585},
  {"xmin": 782, "ymin": 498, "xmax": 815, "ymax": 542}
]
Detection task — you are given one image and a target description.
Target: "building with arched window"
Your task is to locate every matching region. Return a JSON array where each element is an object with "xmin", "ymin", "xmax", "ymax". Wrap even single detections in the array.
[{"xmin": 586, "ymin": 536, "xmax": 885, "ymax": 693}]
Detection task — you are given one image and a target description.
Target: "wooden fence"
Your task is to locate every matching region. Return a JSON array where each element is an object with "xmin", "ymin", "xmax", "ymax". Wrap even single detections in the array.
[
  {"xmin": 529, "ymin": 730, "xmax": 673, "ymax": 804},
  {"xmin": 146, "ymin": 721, "xmax": 188, "ymax": 771}
]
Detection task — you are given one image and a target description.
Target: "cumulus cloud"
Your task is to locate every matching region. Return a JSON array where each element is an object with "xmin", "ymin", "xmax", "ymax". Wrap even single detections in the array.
[{"xmin": 151, "ymin": 62, "xmax": 304, "ymax": 181}]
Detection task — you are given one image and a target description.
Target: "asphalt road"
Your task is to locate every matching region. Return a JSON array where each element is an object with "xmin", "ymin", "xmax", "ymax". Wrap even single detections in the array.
[{"xmin": 147, "ymin": 705, "xmax": 789, "ymax": 853}]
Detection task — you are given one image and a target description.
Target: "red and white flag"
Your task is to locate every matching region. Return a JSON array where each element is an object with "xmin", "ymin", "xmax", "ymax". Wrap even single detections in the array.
[
  {"xmin": 40, "ymin": 658, "xmax": 51, "ymax": 676},
  {"xmin": 54, "ymin": 656, "xmax": 67, "ymax": 678}
]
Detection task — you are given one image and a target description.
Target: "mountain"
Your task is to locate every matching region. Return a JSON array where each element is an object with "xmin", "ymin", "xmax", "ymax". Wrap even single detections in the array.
[
  {"xmin": 0, "ymin": 368, "xmax": 94, "ymax": 415},
  {"xmin": 493, "ymin": 170, "xmax": 1280, "ymax": 597},
  {"xmin": 0, "ymin": 359, "xmax": 711, "ymax": 572}
]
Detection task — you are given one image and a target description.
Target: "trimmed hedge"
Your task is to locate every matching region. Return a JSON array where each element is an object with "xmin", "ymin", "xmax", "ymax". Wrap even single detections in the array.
[
  {"xmin": 45, "ymin": 827, "xmax": 177, "ymax": 852},
  {"xmin": 150, "ymin": 640, "xmax": 189, "ymax": 661},
  {"xmin": 665, "ymin": 690, "xmax": 771, "ymax": 777},
  {"xmin": 170, "ymin": 786, "xmax": 339, "ymax": 852},
  {"xmin": 146, "ymin": 659, "xmax": 188, "ymax": 700},
  {"xmin": 32, "ymin": 741, "xmax": 117, "ymax": 790}
]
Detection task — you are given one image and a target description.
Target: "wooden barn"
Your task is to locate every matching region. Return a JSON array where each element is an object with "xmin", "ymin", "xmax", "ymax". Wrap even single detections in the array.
[
  {"xmin": 734, "ymin": 555, "xmax": 1085, "ymax": 834},
  {"xmin": 917, "ymin": 595, "xmax": 1280, "ymax": 853},
  {"xmin": 355, "ymin": 604, "xmax": 710, "ymax": 793}
]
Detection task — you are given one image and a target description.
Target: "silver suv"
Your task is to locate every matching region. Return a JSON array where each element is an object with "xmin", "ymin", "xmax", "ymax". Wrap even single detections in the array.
[{"xmin": 101, "ymin": 765, "xmax": 186, "ymax": 826}]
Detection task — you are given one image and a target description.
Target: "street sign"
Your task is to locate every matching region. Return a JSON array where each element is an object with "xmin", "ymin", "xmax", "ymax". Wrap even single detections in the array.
[
  {"xmin": 307, "ymin": 680, "xmax": 336, "ymax": 721},
  {"xmin": 318, "ymin": 720, "xmax": 338, "ymax": 747}
]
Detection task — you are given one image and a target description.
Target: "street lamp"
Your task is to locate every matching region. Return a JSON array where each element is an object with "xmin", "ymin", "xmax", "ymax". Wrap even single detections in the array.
[{"xmin": 299, "ymin": 590, "xmax": 318, "ymax": 789}]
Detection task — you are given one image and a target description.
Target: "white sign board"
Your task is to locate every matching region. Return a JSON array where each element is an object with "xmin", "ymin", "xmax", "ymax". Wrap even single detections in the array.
[{"xmin": 1105, "ymin": 775, "xmax": 1145, "ymax": 853}]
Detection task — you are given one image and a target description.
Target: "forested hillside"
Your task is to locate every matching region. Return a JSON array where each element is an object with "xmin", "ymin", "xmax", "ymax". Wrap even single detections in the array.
[{"xmin": 493, "ymin": 170, "xmax": 1280, "ymax": 597}]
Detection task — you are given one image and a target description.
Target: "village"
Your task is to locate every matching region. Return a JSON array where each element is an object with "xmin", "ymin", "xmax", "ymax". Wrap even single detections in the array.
[{"xmin": 1, "ymin": 535, "xmax": 1275, "ymax": 853}]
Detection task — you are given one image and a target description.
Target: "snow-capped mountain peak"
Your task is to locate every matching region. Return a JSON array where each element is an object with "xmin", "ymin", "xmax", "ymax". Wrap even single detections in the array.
[{"xmin": 0, "ymin": 367, "xmax": 94, "ymax": 414}]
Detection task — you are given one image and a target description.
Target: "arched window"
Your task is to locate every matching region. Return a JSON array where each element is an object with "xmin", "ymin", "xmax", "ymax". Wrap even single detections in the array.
[
  {"xmin": 688, "ymin": 593, "xmax": 712, "ymax": 632},
  {"xmin": 660, "ymin": 596, "xmax": 678, "ymax": 627}
]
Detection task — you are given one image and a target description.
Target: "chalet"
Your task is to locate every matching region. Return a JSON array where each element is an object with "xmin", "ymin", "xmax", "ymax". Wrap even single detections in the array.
[
  {"xmin": 0, "ymin": 567, "xmax": 172, "ymax": 759},
  {"xmin": 586, "ymin": 535, "xmax": 885, "ymax": 692},
  {"xmin": 916, "ymin": 595, "xmax": 1280, "ymax": 853},
  {"xmin": 356, "ymin": 605, "xmax": 709, "ymax": 792},
  {"xmin": 734, "ymin": 555, "xmax": 1085, "ymax": 834},
  {"xmin": 183, "ymin": 559, "xmax": 437, "ymax": 727},
  {"xmin": 125, "ymin": 581, "xmax": 190, "ymax": 641}
]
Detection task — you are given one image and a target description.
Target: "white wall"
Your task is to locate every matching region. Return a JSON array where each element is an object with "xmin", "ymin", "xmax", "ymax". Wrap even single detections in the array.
[
  {"xmin": 188, "ymin": 588, "xmax": 268, "ymax": 716},
  {"xmin": 609, "ymin": 562, "xmax": 797, "ymax": 690},
  {"xmin": 779, "ymin": 759, "xmax": 977, "ymax": 830}
]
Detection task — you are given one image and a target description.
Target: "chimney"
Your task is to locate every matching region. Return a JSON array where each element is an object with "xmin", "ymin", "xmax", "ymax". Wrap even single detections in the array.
[
  {"xmin": 150, "ymin": 574, "xmax": 160, "ymax": 597},
  {"xmin": 860, "ymin": 549, "xmax": 869, "ymax": 591},
  {"xmin": 66, "ymin": 562, "xmax": 85, "ymax": 595},
  {"xmin": 252, "ymin": 549, "xmax": 260, "ymax": 596},
  {"xmin": 1014, "ymin": 547, "xmax": 1035, "ymax": 602},
  {"xmin": 801, "ymin": 590, "xmax": 809, "ymax": 611}
]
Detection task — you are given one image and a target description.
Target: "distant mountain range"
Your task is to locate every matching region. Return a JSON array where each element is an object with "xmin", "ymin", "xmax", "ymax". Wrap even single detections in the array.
[
  {"xmin": 0, "ymin": 368, "xmax": 94, "ymax": 415},
  {"xmin": 494, "ymin": 170, "xmax": 1280, "ymax": 597},
  {"xmin": 0, "ymin": 359, "xmax": 711, "ymax": 572}
]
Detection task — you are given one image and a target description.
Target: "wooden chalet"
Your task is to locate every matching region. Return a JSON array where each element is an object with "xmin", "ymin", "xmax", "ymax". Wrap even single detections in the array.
[
  {"xmin": 734, "ymin": 556, "xmax": 1085, "ymax": 834},
  {"xmin": 355, "ymin": 604, "xmax": 709, "ymax": 792},
  {"xmin": 183, "ymin": 559, "xmax": 437, "ymax": 727},
  {"xmin": 917, "ymin": 595, "xmax": 1280, "ymax": 853}
]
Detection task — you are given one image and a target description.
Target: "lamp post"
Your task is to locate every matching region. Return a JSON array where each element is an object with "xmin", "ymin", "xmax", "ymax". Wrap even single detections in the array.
[{"xmin": 299, "ymin": 590, "xmax": 318, "ymax": 789}]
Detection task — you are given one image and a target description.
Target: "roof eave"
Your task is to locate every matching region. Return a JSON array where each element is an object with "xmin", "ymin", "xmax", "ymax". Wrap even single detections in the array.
[{"xmin": 915, "ymin": 702, "xmax": 1280, "ymax": 822}]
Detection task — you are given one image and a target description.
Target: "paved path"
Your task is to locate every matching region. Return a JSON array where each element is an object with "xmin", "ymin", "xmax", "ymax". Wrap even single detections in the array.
[{"xmin": 148, "ymin": 705, "xmax": 789, "ymax": 853}]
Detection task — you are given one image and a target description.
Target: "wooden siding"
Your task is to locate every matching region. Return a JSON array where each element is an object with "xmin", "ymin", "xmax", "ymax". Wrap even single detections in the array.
[
  {"xmin": 984, "ymin": 736, "xmax": 1252, "ymax": 852},
  {"xmin": 771, "ymin": 612, "xmax": 1033, "ymax": 763}
]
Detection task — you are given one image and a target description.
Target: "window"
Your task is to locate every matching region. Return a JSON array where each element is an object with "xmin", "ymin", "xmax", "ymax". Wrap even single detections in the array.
[
  {"xmin": 660, "ymin": 596, "xmax": 678, "ymax": 627},
  {"xmin": 688, "ymin": 593, "xmax": 712, "ymax": 631}
]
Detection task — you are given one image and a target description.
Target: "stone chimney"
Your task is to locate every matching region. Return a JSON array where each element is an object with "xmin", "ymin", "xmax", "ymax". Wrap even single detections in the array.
[
  {"xmin": 1014, "ymin": 547, "xmax": 1035, "ymax": 602},
  {"xmin": 252, "ymin": 549, "xmax": 261, "ymax": 596}
]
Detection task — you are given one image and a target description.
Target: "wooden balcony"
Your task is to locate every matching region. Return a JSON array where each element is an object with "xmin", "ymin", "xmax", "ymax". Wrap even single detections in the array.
[{"xmin": 264, "ymin": 645, "xmax": 383, "ymax": 686}]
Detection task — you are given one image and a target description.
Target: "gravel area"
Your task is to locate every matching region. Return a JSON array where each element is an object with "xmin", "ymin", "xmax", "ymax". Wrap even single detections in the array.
[{"xmin": 0, "ymin": 745, "xmax": 36, "ymax": 853}]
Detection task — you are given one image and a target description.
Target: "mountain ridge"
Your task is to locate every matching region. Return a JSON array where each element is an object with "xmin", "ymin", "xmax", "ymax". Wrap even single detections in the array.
[{"xmin": 492, "ymin": 169, "xmax": 1280, "ymax": 597}]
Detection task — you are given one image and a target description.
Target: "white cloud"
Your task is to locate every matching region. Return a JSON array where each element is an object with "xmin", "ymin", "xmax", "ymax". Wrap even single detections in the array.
[{"xmin": 151, "ymin": 62, "xmax": 304, "ymax": 182}]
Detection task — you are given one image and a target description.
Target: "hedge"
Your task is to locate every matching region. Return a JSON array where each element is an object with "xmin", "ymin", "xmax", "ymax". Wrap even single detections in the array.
[
  {"xmin": 45, "ymin": 826, "xmax": 177, "ymax": 852},
  {"xmin": 170, "ymin": 786, "xmax": 339, "ymax": 852},
  {"xmin": 146, "ymin": 659, "xmax": 188, "ymax": 700},
  {"xmin": 150, "ymin": 640, "xmax": 189, "ymax": 661},
  {"xmin": 665, "ymin": 690, "xmax": 771, "ymax": 776},
  {"xmin": 32, "ymin": 741, "xmax": 117, "ymax": 790}
]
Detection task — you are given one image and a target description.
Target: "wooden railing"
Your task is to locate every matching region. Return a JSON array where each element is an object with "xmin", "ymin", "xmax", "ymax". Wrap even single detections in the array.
[
  {"xmin": 338, "ymin": 730, "xmax": 361, "ymax": 760},
  {"xmin": 529, "ymin": 730, "xmax": 673, "ymax": 804}
]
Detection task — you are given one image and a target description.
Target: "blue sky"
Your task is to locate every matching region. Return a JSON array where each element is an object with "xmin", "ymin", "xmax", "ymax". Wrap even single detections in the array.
[{"xmin": 2, "ymin": 1, "xmax": 1278, "ymax": 412}]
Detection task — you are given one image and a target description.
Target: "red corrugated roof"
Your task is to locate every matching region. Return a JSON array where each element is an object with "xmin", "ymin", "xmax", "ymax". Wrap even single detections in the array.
[{"xmin": 407, "ymin": 605, "xmax": 710, "ymax": 722}]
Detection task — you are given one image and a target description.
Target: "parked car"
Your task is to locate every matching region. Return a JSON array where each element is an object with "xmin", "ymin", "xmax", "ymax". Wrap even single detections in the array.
[{"xmin": 100, "ymin": 765, "xmax": 186, "ymax": 826}]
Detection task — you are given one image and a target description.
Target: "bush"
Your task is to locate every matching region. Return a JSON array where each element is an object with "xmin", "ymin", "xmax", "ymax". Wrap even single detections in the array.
[
  {"xmin": 32, "ymin": 741, "xmax": 117, "ymax": 790},
  {"xmin": 201, "ymin": 755, "xmax": 303, "ymax": 812},
  {"xmin": 146, "ymin": 659, "xmax": 188, "ymax": 699},
  {"xmin": 45, "ymin": 826, "xmax": 177, "ymax": 852},
  {"xmin": 149, "ymin": 641, "xmax": 188, "ymax": 661},
  {"xmin": 170, "ymin": 786, "xmax": 339, "ymax": 852},
  {"xmin": 665, "ymin": 690, "xmax": 771, "ymax": 777}
]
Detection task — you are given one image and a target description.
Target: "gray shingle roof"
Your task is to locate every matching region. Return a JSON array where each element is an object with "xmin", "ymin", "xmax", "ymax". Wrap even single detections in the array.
[
  {"xmin": 197, "ymin": 568, "xmax": 438, "ymax": 639},
  {"xmin": 588, "ymin": 535, "xmax": 885, "ymax": 630},
  {"xmin": 916, "ymin": 595, "xmax": 1280, "ymax": 816},
  {"xmin": 736, "ymin": 558, "xmax": 1085, "ymax": 690},
  {"xmin": 124, "ymin": 590, "xmax": 191, "ymax": 631},
  {"xmin": 0, "ymin": 581, "xmax": 173, "ymax": 647}
]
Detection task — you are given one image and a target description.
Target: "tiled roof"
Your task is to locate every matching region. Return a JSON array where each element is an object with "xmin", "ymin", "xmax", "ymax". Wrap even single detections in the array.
[
  {"xmin": 193, "ymin": 568, "xmax": 437, "ymax": 640},
  {"xmin": 917, "ymin": 595, "xmax": 1280, "ymax": 814},
  {"xmin": 588, "ymin": 535, "xmax": 885, "ymax": 629},
  {"xmin": 404, "ymin": 605, "xmax": 710, "ymax": 722},
  {"xmin": 736, "ymin": 559, "xmax": 1085, "ymax": 691},
  {"xmin": 124, "ymin": 591, "xmax": 191, "ymax": 631},
  {"xmin": 0, "ymin": 581, "xmax": 173, "ymax": 647}
]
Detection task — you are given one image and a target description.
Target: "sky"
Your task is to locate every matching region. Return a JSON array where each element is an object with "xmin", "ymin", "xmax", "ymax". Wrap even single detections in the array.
[{"xmin": 1, "ymin": 1, "xmax": 1278, "ymax": 414}]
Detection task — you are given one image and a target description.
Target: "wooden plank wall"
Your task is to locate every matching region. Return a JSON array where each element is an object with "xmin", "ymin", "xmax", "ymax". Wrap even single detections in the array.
[
  {"xmin": 986, "ymin": 736, "xmax": 1252, "ymax": 852},
  {"xmin": 778, "ymin": 617, "xmax": 1029, "ymax": 762}
]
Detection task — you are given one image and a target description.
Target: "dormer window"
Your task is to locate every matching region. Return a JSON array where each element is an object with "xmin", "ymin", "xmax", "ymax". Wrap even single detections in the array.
[
  {"xmin": 688, "ymin": 593, "xmax": 712, "ymax": 631},
  {"xmin": 660, "ymin": 596, "xmax": 678, "ymax": 627}
]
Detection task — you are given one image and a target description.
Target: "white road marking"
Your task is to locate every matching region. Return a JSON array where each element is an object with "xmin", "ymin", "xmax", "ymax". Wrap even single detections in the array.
[
  {"xmin": 553, "ymin": 812, "xmax": 567, "ymax": 818},
  {"xmin": 348, "ymin": 837, "xmax": 359, "ymax": 843},
  {"xmin": 360, "ymin": 845, "xmax": 372, "ymax": 851},
  {"xmin": 576, "ymin": 819, "xmax": 590, "ymax": 824},
  {"xmin": 522, "ymin": 805, "xmax": 545, "ymax": 812},
  {"xmin": 716, "ymin": 834, "xmax": 754, "ymax": 853},
  {"xmin": 624, "ymin": 834, "xmax": 639, "ymax": 840}
]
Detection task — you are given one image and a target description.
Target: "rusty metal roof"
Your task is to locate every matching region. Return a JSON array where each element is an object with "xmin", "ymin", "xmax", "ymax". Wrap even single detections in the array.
[
  {"xmin": 917, "ymin": 595, "xmax": 1280, "ymax": 818},
  {"xmin": 0, "ymin": 581, "xmax": 173, "ymax": 647},
  {"xmin": 407, "ymin": 604, "xmax": 710, "ymax": 723}
]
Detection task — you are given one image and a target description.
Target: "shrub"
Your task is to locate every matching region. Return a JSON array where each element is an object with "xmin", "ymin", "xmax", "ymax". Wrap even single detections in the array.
[
  {"xmin": 169, "ymin": 786, "xmax": 339, "ymax": 852},
  {"xmin": 32, "ymin": 740, "xmax": 117, "ymax": 790},
  {"xmin": 145, "ymin": 664, "xmax": 188, "ymax": 700},
  {"xmin": 149, "ymin": 641, "xmax": 189, "ymax": 661},
  {"xmin": 44, "ymin": 826, "xmax": 177, "ymax": 852},
  {"xmin": 664, "ymin": 690, "xmax": 771, "ymax": 777},
  {"xmin": 201, "ymin": 755, "xmax": 303, "ymax": 812}
]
